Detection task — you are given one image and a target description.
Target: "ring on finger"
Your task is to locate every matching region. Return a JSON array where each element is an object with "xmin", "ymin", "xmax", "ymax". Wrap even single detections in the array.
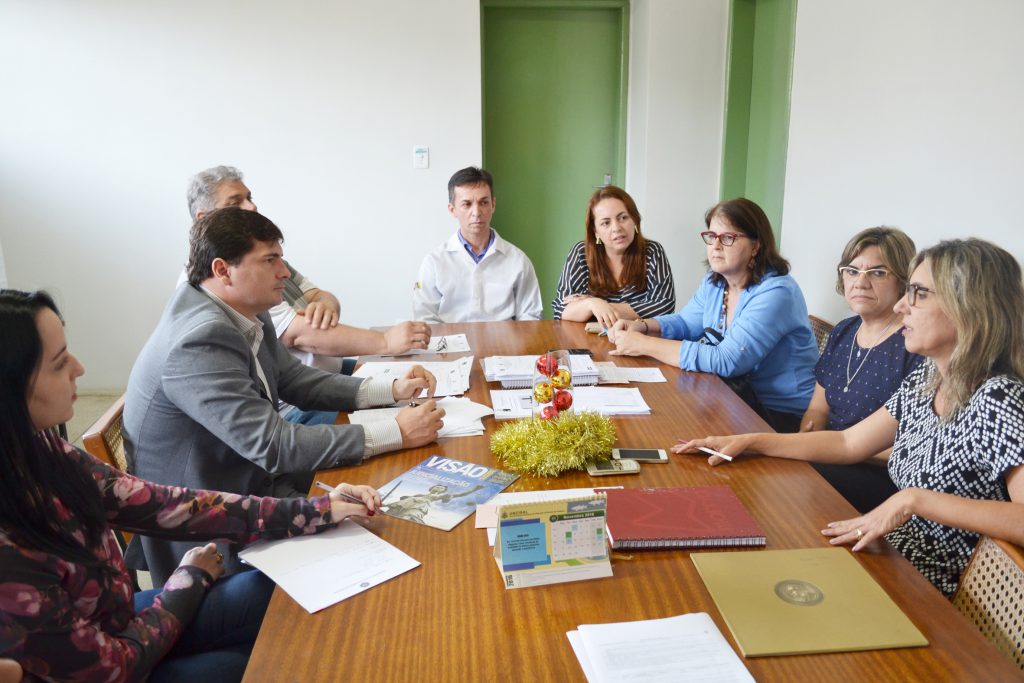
[
  {"xmin": 855, "ymin": 528, "xmax": 864, "ymax": 540},
  {"xmin": 215, "ymin": 552, "xmax": 224, "ymax": 564}
]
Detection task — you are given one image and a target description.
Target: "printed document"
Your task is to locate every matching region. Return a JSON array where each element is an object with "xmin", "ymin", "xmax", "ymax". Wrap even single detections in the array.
[{"xmin": 239, "ymin": 521, "xmax": 419, "ymax": 614}]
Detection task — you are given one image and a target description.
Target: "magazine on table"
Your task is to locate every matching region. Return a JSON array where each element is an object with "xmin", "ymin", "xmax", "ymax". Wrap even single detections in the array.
[{"xmin": 378, "ymin": 455, "xmax": 519, "ymax": 531}]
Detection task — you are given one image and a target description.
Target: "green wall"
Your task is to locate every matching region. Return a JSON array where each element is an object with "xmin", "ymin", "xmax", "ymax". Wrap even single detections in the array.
[{"xmin": 720, "ymin": 0, "xmax": 797, "ymax": 242}]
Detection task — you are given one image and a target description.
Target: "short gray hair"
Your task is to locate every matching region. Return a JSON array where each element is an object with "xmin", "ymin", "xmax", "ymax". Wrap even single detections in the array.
[{"xmin": 186, "ymin": 165, "xmax": 245, "ymax": 220}]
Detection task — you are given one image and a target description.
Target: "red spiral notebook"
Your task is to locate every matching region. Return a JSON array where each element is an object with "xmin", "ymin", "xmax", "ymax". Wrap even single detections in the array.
[{"xmin": 602, "ymin": 486, "xmax": 766, "ymax": 549}]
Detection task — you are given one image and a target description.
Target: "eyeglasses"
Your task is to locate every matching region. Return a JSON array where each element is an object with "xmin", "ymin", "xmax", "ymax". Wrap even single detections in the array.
[
  {"xmin": 700, "ymin": 231, "xmax": 746, "ymax": 246},
  {"xmin": 838, "ymin": 266, "xmax": 893, "ymax": 281},
  {"xmin": 905, "ymin": 283, "xmax": 934, "ymax": 307}
]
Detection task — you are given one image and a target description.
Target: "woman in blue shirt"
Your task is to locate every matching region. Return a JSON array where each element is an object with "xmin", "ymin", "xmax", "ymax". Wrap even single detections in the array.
[{"xmin": 609, "ymin": 197, "xmax": 817, "ymax": 432}]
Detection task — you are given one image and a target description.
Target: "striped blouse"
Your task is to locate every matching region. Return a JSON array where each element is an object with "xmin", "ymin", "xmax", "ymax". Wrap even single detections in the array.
[{"xmin": 552, "ymin": 240, "xmax": 676, "ymax": 319}]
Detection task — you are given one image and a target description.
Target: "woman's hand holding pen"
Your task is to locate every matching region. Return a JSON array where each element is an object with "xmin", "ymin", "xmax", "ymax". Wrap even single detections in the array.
[
  {"xmin": 321, "ymin": 482, "xmax": 382, "ymax": 520},
  {"xmin": 396, "ymin": 400, "xmax": 445, "ymax": 448}
]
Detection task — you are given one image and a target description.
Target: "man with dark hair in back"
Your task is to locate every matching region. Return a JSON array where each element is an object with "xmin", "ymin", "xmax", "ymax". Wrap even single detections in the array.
[
  {"xmin": 412, "ymin": 166, "xmax": 542, "ymax": 323},
  {"xmin": 126, "ymin": 207, "xmax": 444, "ymax": 584}
]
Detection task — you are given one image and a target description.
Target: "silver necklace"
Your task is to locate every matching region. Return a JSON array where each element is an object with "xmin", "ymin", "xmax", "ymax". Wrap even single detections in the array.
[{"xmin": 844, "ymin": 317, "xmax": 896, "ymax": 392}]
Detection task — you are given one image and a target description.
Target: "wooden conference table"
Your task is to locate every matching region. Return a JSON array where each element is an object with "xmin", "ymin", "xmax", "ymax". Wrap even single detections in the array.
[{"xmin": 243, "ymin": 321, "xmax": 1017, "ymax": 682}]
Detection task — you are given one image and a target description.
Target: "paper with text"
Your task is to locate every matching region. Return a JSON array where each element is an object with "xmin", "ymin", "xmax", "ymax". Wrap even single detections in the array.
[{"xmin": 239, "ymin": 521, "xmax": 419, "ymax": 613}]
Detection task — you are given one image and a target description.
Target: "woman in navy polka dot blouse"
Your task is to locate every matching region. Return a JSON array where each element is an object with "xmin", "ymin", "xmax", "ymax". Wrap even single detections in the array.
[
  {"xmin": 802, "ymin": 227, "xmax": 924, "ymax": 512},
  {"xmin": 678, "ymin": 239, "xmax": 1024, "ymax": 597}
]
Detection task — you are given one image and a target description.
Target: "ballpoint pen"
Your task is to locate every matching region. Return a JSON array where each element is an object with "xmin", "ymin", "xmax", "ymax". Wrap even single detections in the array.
[
  {"xmin": 696, "ymin": 446, "xmax": 733, "ymax": 462},
  {"xmin": 315, "ymin": 480, "xmax": 377, "ymax": 514}
]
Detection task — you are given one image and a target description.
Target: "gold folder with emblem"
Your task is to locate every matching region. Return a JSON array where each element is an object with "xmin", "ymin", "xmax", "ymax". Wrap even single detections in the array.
[{"xmin": 692, "ymin": 547, "xmax": 929, "ymax": 656}]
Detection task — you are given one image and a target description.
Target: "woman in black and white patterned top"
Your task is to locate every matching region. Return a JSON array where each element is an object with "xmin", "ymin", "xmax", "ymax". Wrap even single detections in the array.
[
  {"xmin": 552, "ymin": 186, "xmax": 675, "ymax": 328},
  {"xmin": 677, "ymin": 238, "xmax": 1024, "ymax": 597}
]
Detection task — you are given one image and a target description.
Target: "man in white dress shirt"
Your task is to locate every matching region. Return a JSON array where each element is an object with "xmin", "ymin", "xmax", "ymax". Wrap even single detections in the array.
[{"xmin": 412, "ymin": 167, "xmax": 542, "ymax": 324}]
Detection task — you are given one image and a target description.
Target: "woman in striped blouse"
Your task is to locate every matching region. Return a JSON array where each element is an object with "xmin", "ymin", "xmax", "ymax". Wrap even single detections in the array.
[{"xmin": 552, "ymin": 186, "xmax": 675, "ymax": 329}]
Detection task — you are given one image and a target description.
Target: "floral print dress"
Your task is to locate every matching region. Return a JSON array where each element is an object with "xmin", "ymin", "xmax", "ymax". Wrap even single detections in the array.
[{"xmin": 0, "ymin": 440, "xmax": 336, "ymax": 681}]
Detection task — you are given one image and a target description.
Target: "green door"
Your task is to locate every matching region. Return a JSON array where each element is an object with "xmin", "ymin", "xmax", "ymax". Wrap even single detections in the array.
[
  {"xmin": 720, "ymin": 0, "xmax": 797, "ymax": 242},
  {"xmin": 482, "ymin": 1, "xmax": 629, "ymax": 317}
]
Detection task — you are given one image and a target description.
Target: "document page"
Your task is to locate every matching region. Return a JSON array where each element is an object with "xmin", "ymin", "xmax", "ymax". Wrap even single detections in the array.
[
  {"xmin": 353, "ymin": 356, "xmax": 473, "ymax": 397},
  {"xmin": 239, "ymin": 521, "xmax": 420, "ymax": 613},
  {"xmin": 568, "ymin": 613, "xmax": 753, "ymax": 683},
  {"xmin": 377, "ymin": 333, "xmax": 470, "ymax": 356}
]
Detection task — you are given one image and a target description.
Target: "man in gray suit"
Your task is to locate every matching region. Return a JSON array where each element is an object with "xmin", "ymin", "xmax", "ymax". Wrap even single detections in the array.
[{"xmin": 125, "ymin": 207, "xmax": 445, "ymax": 584}]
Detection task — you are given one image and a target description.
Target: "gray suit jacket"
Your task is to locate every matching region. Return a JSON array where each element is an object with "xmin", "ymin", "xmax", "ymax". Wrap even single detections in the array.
[{"xmin": 124, "ymin": 284, "xmax": 367, "ymax": 583}]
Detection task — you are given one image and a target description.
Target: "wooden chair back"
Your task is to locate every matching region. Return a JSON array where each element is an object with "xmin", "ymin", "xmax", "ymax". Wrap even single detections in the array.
[
  {"xmin": 953, "ymin": 536, "xmax": 1024, "ymax": 671},
  {"xmin": 82, "ymin": 395, "xmax": 128, "ymax": 472},
  {"xmin": 81, "ymin": 395, "xmax": 132, "ymax": 546},
  {"xmin": 808, "ymin": 315, "xmax": 834, "ymax": 355}
]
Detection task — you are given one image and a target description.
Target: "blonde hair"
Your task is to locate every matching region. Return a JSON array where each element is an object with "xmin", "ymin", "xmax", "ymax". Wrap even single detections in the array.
[{"xmin": 914, "ymin": 239, "xmax": 1024, "ymax": 414}]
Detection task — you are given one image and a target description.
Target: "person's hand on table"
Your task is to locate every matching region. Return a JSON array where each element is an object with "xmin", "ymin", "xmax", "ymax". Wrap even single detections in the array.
[
  {"xmin": 607, "ymin": 327, "xmax": 652, "ymax": 357},
  {"xmin": 822, "ymin": 489, "xmax": 915, "ymax": 551},
  {"xmin": 606, "ymin": 318, "xmax": 645, "ymax": 344},
  {"xmin": 672, "ymin": 434, "xmax": 750, "ymax": 466},
  {"xmin": 179, "ymin": 542, "xmax": 225, "ymax": 581},
  {"xmin": 393, "ymin": 365, "xmax": 436, "ymax": 399},
  {"xmin": 298, "ymin": 299, "xmax": 340, "ymax": 330},
  {"xmin": 396, "ymin": 400, "xmax": 445, "ymax": 447},
  {"xmin": 587, "ymin": 297, "xmax": 620, "ymax": 331},
  {"xmin": 328, "ymin": 483, "xmax": 382, "ymax": 519},
  {"xmin": 385, "ymin": 321, "xmax": 432, "ymax": 354}
]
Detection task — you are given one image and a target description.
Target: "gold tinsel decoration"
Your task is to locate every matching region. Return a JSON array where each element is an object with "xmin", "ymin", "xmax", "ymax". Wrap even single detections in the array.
[{"xmin": 490, "ymin": 412, "xmax": 617, "ymax": 477}]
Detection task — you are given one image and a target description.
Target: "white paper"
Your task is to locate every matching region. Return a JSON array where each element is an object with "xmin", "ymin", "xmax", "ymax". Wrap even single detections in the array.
[
  {"xmin": 353, "ymin": 356, "xmax": 473, "ymax": 397},
  {"xmin": 377, "ymin": 333, "xmax": 470, "ymax": 356},
  {"xmin": 596, "ymin": 362, "xmax": 667, "ymax": 384},
  {"xmin": 475, "ymin": 487, "xmax": 607, "ymax": 528},
  {"xmin": 570, "ymin": 613, "xmax": 753, "ymax": 683},
  {"xmin": 490, "ymin": 387, "xmax": 651, "ymax": 418},
  {"xmin": 238, "ymin": 522, "xmax": 420, "ymax": 613},
  {"xmin": 482, "ymin": 354, "xmax": 599, "ymax": 386},
  {"xmin": 349, "ymin": 396, "xmax": 493, "ymax": 438}
]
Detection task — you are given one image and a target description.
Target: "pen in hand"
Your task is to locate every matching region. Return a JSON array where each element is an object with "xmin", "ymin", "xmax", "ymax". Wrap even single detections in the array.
[{"xmin": 315, "ymin": 480, "xmax": 376, "ymax": 515}]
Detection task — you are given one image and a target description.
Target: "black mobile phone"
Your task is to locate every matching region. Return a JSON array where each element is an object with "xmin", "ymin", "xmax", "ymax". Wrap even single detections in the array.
[{"xmin": 567, "ymin": 348, "xmax": 593, "ymax": 355}]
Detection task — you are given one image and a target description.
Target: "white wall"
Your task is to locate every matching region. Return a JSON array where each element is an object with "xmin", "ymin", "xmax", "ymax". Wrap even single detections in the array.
[
  {"xmin": 0, "ymin": 0, "xmax": 731, "ymax": 390},
  {"xmin": 627, "ymin": 0, "xmax": 730, "ymax": 304},
  {"xmin": 782, "ymin": 0, "xmax": 1024, "ymax": 322},
  {"xmin": 0, "ymin": 1, "xmax": 481, "ymax": 390}
]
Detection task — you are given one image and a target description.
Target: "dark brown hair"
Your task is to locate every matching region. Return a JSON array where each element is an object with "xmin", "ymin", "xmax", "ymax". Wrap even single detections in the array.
[
  {"xmin": 705, "ymin": 198, "xmax": 789, "ymax": 287},
  {"xmin": 186, "ymin": 207, "xmax": 285, "ymax": 286},
  {"xmin": 584, "ymin": 186, "xmax": 648, "ymax": 297}
]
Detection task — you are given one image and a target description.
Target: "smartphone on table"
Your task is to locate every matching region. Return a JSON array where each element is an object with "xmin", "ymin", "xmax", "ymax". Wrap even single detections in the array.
[
  {"xmin": 611, "ymin": 448, "xmax": 669, "ymax": 464},
  {"xmin": 586, "ymin": 459, "xmax": 640, "ymax": 476}
]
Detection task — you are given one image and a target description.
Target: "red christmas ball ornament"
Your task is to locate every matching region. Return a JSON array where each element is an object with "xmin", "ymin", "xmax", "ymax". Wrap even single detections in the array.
[
  {"xmin": 536, "ymin": 353, "xmax": 558, "ymax": 377},
  {"xmin": 533, "ymin": 381, "xmax": 554, "ymax": 404},
  {"xmin": 540, "ymin": 405, "xmax": 559, "ymax": 420},
  {"xmin": 553, "ymin": 389, "xmax": 573, "ymax": 412}
]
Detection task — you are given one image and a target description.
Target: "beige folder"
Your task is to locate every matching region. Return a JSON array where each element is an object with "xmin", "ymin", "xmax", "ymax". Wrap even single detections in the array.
[{"xmin": 692, "ymin": 547, "xmax": 928, "ymax": 657}]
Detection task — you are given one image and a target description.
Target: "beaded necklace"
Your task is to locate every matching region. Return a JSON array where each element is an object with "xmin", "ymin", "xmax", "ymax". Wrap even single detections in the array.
[{"xmin": 718, "ymin": 287, "xmax": 729, "ymax": 332}]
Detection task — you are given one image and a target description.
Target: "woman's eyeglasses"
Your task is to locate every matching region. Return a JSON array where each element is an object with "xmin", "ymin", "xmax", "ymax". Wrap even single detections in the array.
[
  {"xmin": 838, "ymin": 266, "xmax": 892, "ymax": 281},
  {"xmin": 700, "ymin": 231, "xmax": 746, "ymax": 246},
  {"xmin": 905, "ymin": 283, "xmax": 934, "ymax": 307}
]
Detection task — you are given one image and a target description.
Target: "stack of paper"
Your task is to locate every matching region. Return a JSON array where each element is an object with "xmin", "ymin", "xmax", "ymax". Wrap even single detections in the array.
[
  {"xmin": 490, "ymin": 386, "xmax": 651, "ymax": 418},
  {"xmin": 595, "ymin": 362, "xmax": 667, "ymax": 384},
  {"xmin": 238, "ymin": 521, "xmax": 420, "ymax": 614},
  {"xmin": 348, "ymin": 396, "xmax": 493, "ymax": 438},
  {"xmin": 567, "ymin": 613, "xmax": 754, "ymax": 683},
  {"xmin": 482, "ymin": 355, "xmax": 599, "ymax": 387},
  {"xmin": 353, "ymin": 356, "xmax": 473, "ymax": 397},
  {"xmin": 377, "ymin": 334, "xmax": 470, "ymax": 356}
]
